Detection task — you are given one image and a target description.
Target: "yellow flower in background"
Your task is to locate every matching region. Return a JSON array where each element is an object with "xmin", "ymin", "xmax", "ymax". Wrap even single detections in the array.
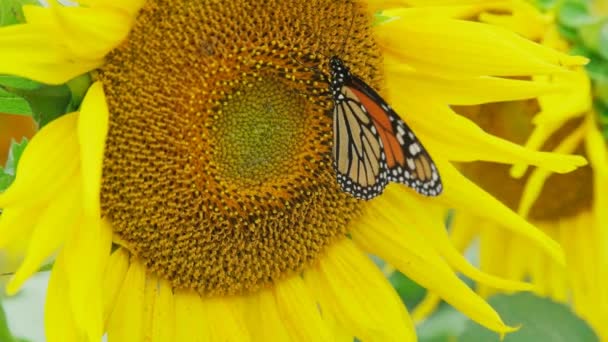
[
  {"xmin": 414, "ymin": 1, "xmax": 608, "ymax": 340},
  {"xmin": 0, "ymin": 0, "xmax": 588, "ymax": 341}
]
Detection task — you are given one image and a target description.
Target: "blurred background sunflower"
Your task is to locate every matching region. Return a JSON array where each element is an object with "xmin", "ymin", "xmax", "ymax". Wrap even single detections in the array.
[
  {"xmin": 0, "ymin": 0, "xmax": 599, "ymax": 341},
  {"xmin": 412, "ymin": 1, "xmax": 608, "ymax": 341}
]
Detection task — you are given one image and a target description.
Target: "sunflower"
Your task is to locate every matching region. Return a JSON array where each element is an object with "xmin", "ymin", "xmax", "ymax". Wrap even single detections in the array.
[
  {"xmin": 412, "ymin": 1, "xmax": 608, "ymax": 339},
  {"xmin": 0, "ymin": 0, "xmax": 589, "ymax": 341}
]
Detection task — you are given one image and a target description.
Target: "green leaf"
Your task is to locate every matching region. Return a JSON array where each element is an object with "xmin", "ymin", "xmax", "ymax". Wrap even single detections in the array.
[
  {"xmin": 0, "ymin": 0, "xmax": 38, "ymax": 26},
  {"xmin": 595, "ymin": 79, "xmax": 608, "ymax": 105},
  {"xmin": 534, "ymin": 0, "xmax": 558, "ymax": 11},
  {"xmin": 0, "ymin": 88, "xmax": 31, "ymax": 116},
  {"xmin": 585, "ymin": 55, "xmax": 608, "ymax": 83},
  {"xmin": 558, "ymin": 1, "xmax": 595, "ymax": 29},
  {"xmin": 598, "ymin": 21, "xmax": 608, "ymax": 60},
  {"xmin": 0, "ymin": 76, "xmax": 41, "ymax": 91},
  {"xmin": 578, "ymin": 19, "xmax": 606, "ymax": 53},
  {"xmin": 66, "ymin": 73, "xmax": 92, "ymax": 112},
  {"xmin": 389, "ymin": 271, "xmax": 426, "ymax": 310},
  {"xmin": 11, "ymin": 84, "xmax": 72, "ymax": 128},
  {"xmin": 459, "ymin": 293, "xmax": 599, "ymax": 342},
  {"xmin": 0, "ymin": 138, "xmax": 28, "ymax": 192},
  {"xmin": 557, "ymin": 23, "xmax": 580, "ymax": 41},
  {"xmin": 418, "ymin": 305, "xmax": 468, "ymax": 342}
]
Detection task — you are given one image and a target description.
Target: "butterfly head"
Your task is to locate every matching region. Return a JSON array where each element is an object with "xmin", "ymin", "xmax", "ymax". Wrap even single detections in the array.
[{"xmin": 329, "ymin": 56, "xmax": 349, "ymax": 81}]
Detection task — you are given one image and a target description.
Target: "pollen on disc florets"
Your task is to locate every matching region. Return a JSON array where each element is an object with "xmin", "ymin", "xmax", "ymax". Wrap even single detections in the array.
[{"xmin": 97, "ymin": 0, "xmax": 383, "ymax": 295}]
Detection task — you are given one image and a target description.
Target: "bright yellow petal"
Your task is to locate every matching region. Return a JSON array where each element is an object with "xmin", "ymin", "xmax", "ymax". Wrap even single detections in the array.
[
  {"xmin": 385, "ymin": 187, "xmax": 534, "ymax": 292},
  {"xmin": 79, "ymin": 0, "xmax": 146, "ymax": 16},
  {"xmin": 150, "ymin": 279, "xmax": 175, "ymax": 342},
  {"xmin": 585, "ymin": 121, "xmax": 608, "ymax": 265},
  {"xmin": 62, "ymin": 218, "xmax": 112, "ymax": 341},
  {"xmin": 306, "ymin": 238, "xmax": 415, "ymax": 342},
  {"xmin": 411, "ymin": 293, "xmax": 441, "ymax": 322},
  {"xmin": 385, "ymin": 66, "xmax": 566, "ymax": 105},
  {"xmin": 77, "ymin": 81, "xmax": 108, "ymax": 218},
  {"xmin": 385, "ymin": 94, "xmax": 587, "ymax": 172},
  {"xmin": 45, "ymin": 253, "xmax": 83, "ymax": 342},
  {"xmin": 532, "ymin": 69, "xmax": 592, "ymax": 125},
  {"xmin": 5, "ymin": 184, "xmax": 81, "ymax": 295},
  {"xmin": 243, "ymin": 289, "xmax": 291, "ymax": 342},
  {"xmin": 0, "ymin": 113, "xmax": 79, "ymax": 208},
  {"xmin": 102, "ymin": 248, "xmax": 130, "ymax": 325},
  {"xmin": 107, "ymin": 259, "xmax": 146, "ymax": 342},
  {"xmin": 352, "ymin": 198, "xmax": 515, "ymax": 334},
  {"xmin": 377, "ymin": 15, "xmax": 586, "ymax": 79},
  {"xmin": 203, "ymin": 296, "xmax": 251, "ymax": 342},
  {"xmin": 518, "ymin": 122, "xmax": 587, "ymax": 217},
  {"xmin": 0, "ymin": 204, "xmax": 39, "ymax": 252},
  {"xmin": 510, "ymin": 120, "xmax": 564, "ymax": 178},
  {"xmin": 435, "ymin": 160, "xmax": 565, "ymax": 265},
  {"xmin": 0, "ymin": 2, "xmax": 138, "ymax": 84},
  {"xmin": 274, "ymin": 274, "xmax": 332, "ymax": 342},
  {"xmin": 174, "ymin": 290, "xmax": 208, "ymax": 342}
]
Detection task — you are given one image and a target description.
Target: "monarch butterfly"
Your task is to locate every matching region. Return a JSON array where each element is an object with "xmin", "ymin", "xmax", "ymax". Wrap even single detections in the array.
[{"xmin": 328, "ymin": 56, "xmax": 443, "ymax": 200}]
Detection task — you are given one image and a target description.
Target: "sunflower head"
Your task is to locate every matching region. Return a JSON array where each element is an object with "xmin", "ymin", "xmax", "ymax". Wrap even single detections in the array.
[{"xmin": 97, "ymin": 0, "xmax": 383, "ymax": 295}]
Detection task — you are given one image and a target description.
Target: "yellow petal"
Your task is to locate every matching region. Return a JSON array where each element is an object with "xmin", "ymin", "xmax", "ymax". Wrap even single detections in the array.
[
  {"xmin": 107, "ymin": 259, "xmax": 146, "ymax": 342},
  {"xmin": 79, "ymin": 0, "xmax": 146, "ymax": 16},
  {"xmin": 203, "ymin": 296, "xmax": 251, "ymax": 342},
  {"xmin": 0, "ymin": 25, "xmax": 101, "ymax": 84},
  {"xmin": 273, "ymin": 274, "xmax": 332, "ymax": 342},
  {"xmin": 478, "ymin": 1, "xmax": 551, "ymax": 40},
  {"xmin": 375, "ymin": 3, "xmax": 511, "ymax": 20},
  {"xmin": 243, "ymin": 289, "xmax": 291, "ymax": 342},
  {"xmin": 518, "ymin": 122, "xmax": 587, "ymax": 217},
  {"xmin": 174, "ymin": 290, "xmax": 208, "ymax": 342},
  {"xmin": 0, "ymin": 113, "xmax": 79, "ymax": 208},
  {"xmin": 5, "ymin": 185, "xmax": 81, "ymax": 295},
  {"xmin": 77, "ymin": 82, "xmax": 109, "ymax": 218},
  {"xmin": 62, "ymin": 217, "xmax": 112, "ymax": 341},
  {"xmin": 411, "ymin": 293, "xmax": 441, "ymax": 322},
  {"xmin": 351, "ymin": 207, "xmax": 516, "ymax": 334},
  {"xmin": 0, "ymin": 204, "xmax": 39, "ymax": 252},
  {"xmin": 45, "ymin": 253, "xmax": 84, "ymax": 342},
  {"xmin": 384, "ymin": 187, "xmax": 534, "ymax": 292},
  {"xmin": 386, "ymin": 64, "xmax": 566, "ymax": 105},
  {"xmin": 532, "ymin": 69, "xmax": 593, "ymax": 125},
  {"xmin": 102, "ymin": 248, "xmax": 130, "ymax": 325},
  {"xmin": 435, "ymin": 160, "xmax": 565, "ymax": 265},
  {"xmin": 305, "ymin": 238, "xmax": 415, "ymax": 342},
  {"xmin": 385, "ymin": 94, "xmax": 587, "ymax": 172},
  {"xmin": 150, "ymin": 279, "xmax": 175, "ymax": 342},
  {"xmin": 510, "ymin": 120, "xmax": 564, "ymax": 178},
  {"xmin": 377, "ymin": 16, "xmax": 586, "ymax": 79}
]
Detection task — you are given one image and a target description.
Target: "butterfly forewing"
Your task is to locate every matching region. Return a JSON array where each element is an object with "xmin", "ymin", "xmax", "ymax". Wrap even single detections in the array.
[
  {"xmin": 329, "ymin": 56, "xmax": 442, "ymax": 199},
  {"xmin": 332, "ymin": 98, "xmax": 388, "ymax": 199}
]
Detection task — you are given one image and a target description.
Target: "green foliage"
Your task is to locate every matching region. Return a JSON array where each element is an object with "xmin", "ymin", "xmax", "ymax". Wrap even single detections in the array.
[
  {"xmin": 550, "ymin": 0, "xmax": 608, "ymax": 139},
  {"xmin": 0, "ymin": 88, "xmax": 31, "ymax": 116},
  {"xmin": 459, "ymin": 293, "xmax": 599, "ymax": 342},
  {"xmin": 0, "ymin": 0, "xmax": 38, "ymax": 26},
  {"xmin": 389, "ymin": 271, "xmax": 426, "ymax": 310},
  {"xmin": 0, "ymin": 138, "xmax": 28, "ymax": 192},
  {"xmin": 418, "ymin": 305, "xmax": 468, "ymax": 342},
  {"xmin": 0, "ymin": 74, "xmax": 92, "ymax": 128}
]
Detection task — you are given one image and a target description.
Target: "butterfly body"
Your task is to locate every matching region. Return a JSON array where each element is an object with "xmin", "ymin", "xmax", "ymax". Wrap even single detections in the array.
[{"xmin": 328, "ymin": 56, "xmax": 442, "ymax": 200}]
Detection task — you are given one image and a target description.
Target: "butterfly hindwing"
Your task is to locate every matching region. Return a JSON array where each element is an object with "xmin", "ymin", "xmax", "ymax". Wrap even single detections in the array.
[
  {"xmin": 329, "ymin": 55, "xmax": 442, "ymax": 199},
  {"xmin": 349, "ymin": 75, "xmax": 443, "ymax": 196}
]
